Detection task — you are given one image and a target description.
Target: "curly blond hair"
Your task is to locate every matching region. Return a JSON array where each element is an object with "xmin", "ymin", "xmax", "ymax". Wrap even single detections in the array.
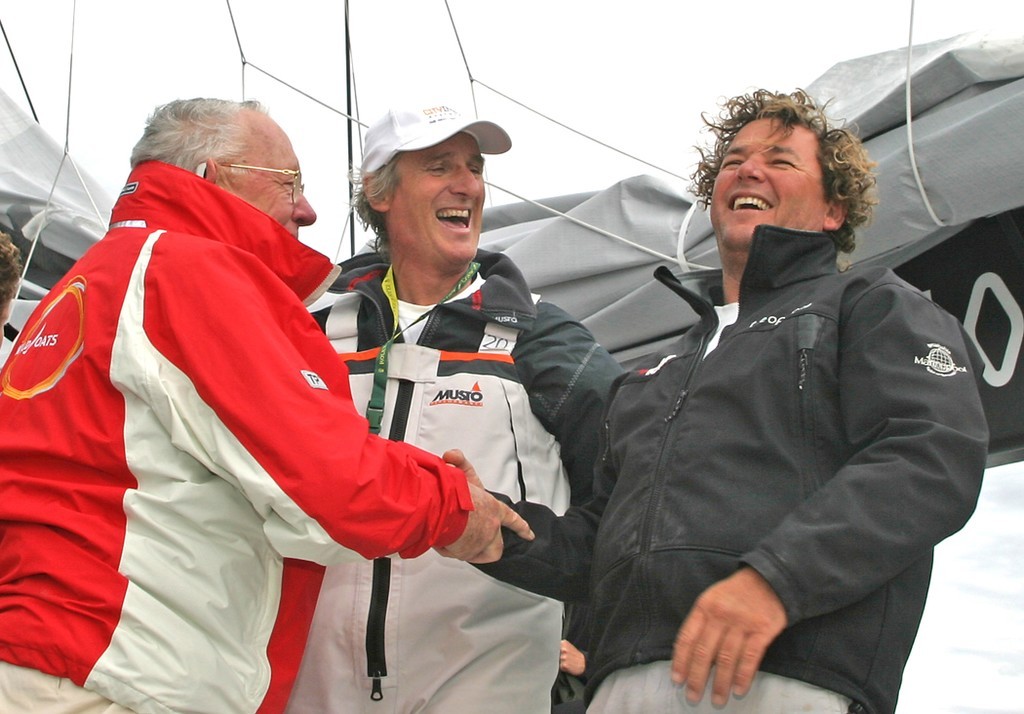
[
  {"xmin": 0, "ymin": 231, "xmax": 22, "ymax": 309},
  {"xmin": 691, "ymin": 89, "xmax": 877, "ymax": 254}
]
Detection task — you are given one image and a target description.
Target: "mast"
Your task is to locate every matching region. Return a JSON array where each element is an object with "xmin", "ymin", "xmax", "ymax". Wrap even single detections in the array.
[{"xmin": 345, "ymin": 0, "xmax": 356, "ymax": 257}]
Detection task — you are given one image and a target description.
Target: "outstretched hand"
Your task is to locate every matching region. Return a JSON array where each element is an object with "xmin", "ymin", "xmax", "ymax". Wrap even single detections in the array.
[
  {"xmin": 671, "ymin": 567, "xmax": 787, "ymax": 707},
  {"xmin": 435, "ymin": 449, "xmax": 534, "ymax": 563}
]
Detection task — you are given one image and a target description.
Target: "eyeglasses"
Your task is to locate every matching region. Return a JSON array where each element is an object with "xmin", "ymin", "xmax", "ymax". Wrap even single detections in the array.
[{"xmin": 221, "ymin": 163, "xmax": 305, "ymax": 203}]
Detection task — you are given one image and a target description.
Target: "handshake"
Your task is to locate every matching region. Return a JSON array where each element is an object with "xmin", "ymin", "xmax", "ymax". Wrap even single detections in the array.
[{"xmin": 433, "ymin": 449, "xmax": 534, "ymax": 563}]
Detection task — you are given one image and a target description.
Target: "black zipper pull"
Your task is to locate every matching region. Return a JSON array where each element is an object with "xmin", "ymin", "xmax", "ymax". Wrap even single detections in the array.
[
  {"xmin": 366, "ymin": 558, "xmax": 391, "ymax": 701},
  {"xmin": 795, "ymin": 313, "xmax": 824, "ymax": 392},
  {"xmin": 665, "ymin": 389, "xmax": 688, "ymax": 422}
]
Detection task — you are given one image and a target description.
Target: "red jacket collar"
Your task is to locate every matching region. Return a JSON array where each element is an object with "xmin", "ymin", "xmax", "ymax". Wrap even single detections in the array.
[{"xmin": 109, "ymin": 161, "xmax": 338, "ymax": 304}]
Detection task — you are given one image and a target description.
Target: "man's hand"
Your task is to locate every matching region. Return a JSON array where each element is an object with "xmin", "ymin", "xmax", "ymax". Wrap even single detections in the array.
[
  {"xmin": 435, "ymin": 449, "xmax": 534, "ymax": 563},
  {"xmin": 559, "ymin": 639, "xmax": 587, "ymax": 677},
  {"xmin": 671, "ymin": 567, "xmax": 787, "ymax": 707}
]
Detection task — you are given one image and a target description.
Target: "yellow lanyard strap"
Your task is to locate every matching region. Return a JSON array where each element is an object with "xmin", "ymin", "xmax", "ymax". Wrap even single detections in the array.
[{"xmin": 365, "ymin": 262, "xmax": 480, "ymax": 434}]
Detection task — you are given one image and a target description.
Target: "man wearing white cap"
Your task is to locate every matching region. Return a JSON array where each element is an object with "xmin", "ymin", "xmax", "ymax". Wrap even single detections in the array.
[{"xmin": 285, "ymin": 104, "xmax": 621, "ymax": 713}]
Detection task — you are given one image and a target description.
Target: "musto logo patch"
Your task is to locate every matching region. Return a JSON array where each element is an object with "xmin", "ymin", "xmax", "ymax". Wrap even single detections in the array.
[
  {"xmin": 2, "ymin": 276, "xmax": 87, "ymax": 400},
  {"xmin": 429, "ymin": 382, "xmax": 485, "ymax": 407}
]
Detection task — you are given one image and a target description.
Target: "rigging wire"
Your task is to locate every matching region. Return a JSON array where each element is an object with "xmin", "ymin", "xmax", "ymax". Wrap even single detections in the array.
[
  {"xmin": 440, "ymin": 0, "xmax": 679, "ymax": 262},
  {"xmin": 441, "ymin": 0, "xmax": 498, "ymax": 226},
  {"xmin": 241, "ymin": 62, "xmax": 362, "ymax": 125},
  {"xmin": 224, "ymin": 0, "xmax": 360, "ymax": 263},
  {"xmin": 224, "ymin": 0, "xmax": 247, "ymax": 96},
  {"xmin": 24, "ymin": 3, "xmax": 937, "ymax": 276},
  {"xmin": 441, "ymin": 1, "xmax": 685, "ymax": 184},
  {"xmin": 442, "ymin": 0, "xmax": 479, "ymax": 117},
  {"xmin": 487, "ymin": 182, "xmax": 677, "ymax": 264},
  {"xmin": 344, "ymin": 0, "xmax": 356, "ymax": 258},
  {"xmin": 904, "ymin": 0, "xmax": 946, "ymax": 227},
  {"xmin": 215, "ymin": 0, "xmax": 951, "ymax": 269},
  {"xmin": 342, "ymin": 0, "xmax": 365, "ymax": 261},
  {"xmin": 204, "ymin": 0, "xmax": 692, "ymax": 263},
  {"xmin": 0, "ymin": 14, "xmax": 38, "ymax": 297},
  {"xmin": 224, "ymin": 1, "xmax": 361, "ymax": 123},
  {"xmin": 19, "ymin": 0, "xmax": 107, "ymax": 293},
  {"xmin": 476, "ymin": 79, "xmax": 689, "ymax": 184},
  {"xmin": 61, "ymin": 0, "xmax": 76, "ymax": 155},
  {"xmin": 0, "ymin": 18, "xmax": 38, "ymax": 123}
]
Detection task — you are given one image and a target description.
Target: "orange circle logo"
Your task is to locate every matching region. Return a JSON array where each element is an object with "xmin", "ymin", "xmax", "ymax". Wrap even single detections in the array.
[{"xmin": 2, "ymin": 276, "xmax": 87, "ymax": 400}]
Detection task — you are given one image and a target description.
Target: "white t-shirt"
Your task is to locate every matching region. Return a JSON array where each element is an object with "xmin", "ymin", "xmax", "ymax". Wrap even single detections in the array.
[
  {"xmin": 703, "ymin": 302, "xmax": 739, "ymax": 358},
  {"xmin": 396, "ymin": 275, "xmax": 485, "ymax": 344}
]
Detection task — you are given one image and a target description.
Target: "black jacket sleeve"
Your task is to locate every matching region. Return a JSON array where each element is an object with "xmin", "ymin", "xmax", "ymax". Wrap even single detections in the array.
[
  {"xmin": 512, "ymin": 301, "xmax": 623, "ymax": 505},
  {"xmin": 476, "ymin": 372, "xmax": 627, "ymax": 602}
]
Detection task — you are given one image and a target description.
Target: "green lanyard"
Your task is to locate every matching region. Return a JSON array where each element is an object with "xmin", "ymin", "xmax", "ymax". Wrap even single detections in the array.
[{"xmin": 365, "ymin": 262, "xmax": 480, "ymax": 435}]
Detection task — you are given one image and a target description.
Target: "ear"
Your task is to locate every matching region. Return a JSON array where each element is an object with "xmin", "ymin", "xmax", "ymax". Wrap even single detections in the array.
[
  {"xmin": 196, "ymin": 159, "xmax": 219, "ymax": 184},
  {"xmin": 823, "ymin": 201, "xmax": 847, "ymax": 233},
  {"xmin": 365, "ymin": 175, "xmax": 391, "ymax": 213},
  {"xmin": 367, "ymin": 195, "xmax": 391, "ymax": 213}
]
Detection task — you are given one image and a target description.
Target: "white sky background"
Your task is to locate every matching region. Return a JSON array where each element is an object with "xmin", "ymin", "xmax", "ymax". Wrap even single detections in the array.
[{"xmin": 2, "ymin": 2, "xmax": 1023, "ymax": 711}]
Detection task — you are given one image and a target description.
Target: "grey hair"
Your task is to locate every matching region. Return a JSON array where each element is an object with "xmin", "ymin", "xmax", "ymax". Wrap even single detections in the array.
[
  {"xmin": 351, "ymin": 159, "xmax": 401, "ymax": 260},
  {"xmin": 129, "ymin": 98, "xmax": 267, "ymax": 171}
]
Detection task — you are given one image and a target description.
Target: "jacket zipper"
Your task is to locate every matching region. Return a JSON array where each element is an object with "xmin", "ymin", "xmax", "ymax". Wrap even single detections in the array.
[
  {"xmin": 795, "ymin": 313, "xmax": 825, "ymax": 493},
  {"xmin": 364, "ymin": 378, "xmax": 415, "ymax": 700},
  {"xmin": 366, "ymin": 557, "xmax": 391, "ymax": 700},
  {"xmin": 631, "ymin": 326, "xmax": 711, "ymax": 662}
]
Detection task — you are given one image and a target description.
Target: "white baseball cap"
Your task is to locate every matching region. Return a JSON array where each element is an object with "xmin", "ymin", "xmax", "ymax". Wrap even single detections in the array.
[{"xmin": 360, "ymin": 104, "xmax": 512, "ymax": 174}]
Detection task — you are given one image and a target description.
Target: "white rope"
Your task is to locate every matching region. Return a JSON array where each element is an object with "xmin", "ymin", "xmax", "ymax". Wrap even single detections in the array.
[
  {"xmin": 674, "ymin": 201, "xmax": 716, "ymax": 272},
  {"xmin": 904, "ymin": 0, "xmax": 946, "ymax": 227}
]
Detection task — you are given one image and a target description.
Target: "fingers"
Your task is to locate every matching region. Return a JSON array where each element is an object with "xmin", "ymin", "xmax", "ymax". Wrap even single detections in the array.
[
  {"xmin": 499, "ymin": 500, "xmax": 535, "ymax": 541},
  {"xmin": 434, "ymin": 527, "xmax": 499, "ymax": 563},
  {"xmin": 709, "ymin": 626, "xmax": 746, "ymax": 706},
  {"xmin": 458, "ymin": 498, "xmax": 532, "ymax": 563},
  {"xmin": 672, "ymin": 609, "xmax": 717, "ymax": 704},
  {"xmin": 673, "ymin": 613, "xmax": 743, "ymax": 707},
  {"xmin": 442, "ymin": 448, "xmax": 485, "ymax": 489},
  {"xmin": 670, "ymin": 569, "xmax": 786, "ymax": 706},
  {"xmin": 434, "ymin": 483, "xmax": 518, "ymax": 563},
  {"xmin": 442, "ymin": 448, "xmax": 533, "ymax": 543},
  {"xmin": 435, "ymin": 450, "xmax": 533, "ymax": 562},
  {"xmin": 559, "ymin": 640, "xmax": 587, "ymax": 676},
  {"xmin": 732, "ymin": 630, "xmax": 773, "ymax": 698},
  {"xmin": 446, "ymin": 525, "xmax": 504, "ymax": 564},
  {"xmin": 673, "ymin": 624, "xmax": 765, "ymax": 707}
]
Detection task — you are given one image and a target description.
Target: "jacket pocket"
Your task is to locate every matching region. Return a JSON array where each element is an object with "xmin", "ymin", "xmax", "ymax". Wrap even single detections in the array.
[{"xmin": 795, "ymin": 313, "xmax": 826, "ymax": 495}]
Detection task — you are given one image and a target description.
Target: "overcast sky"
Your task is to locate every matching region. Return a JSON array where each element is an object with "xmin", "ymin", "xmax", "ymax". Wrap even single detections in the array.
[{"xmin": 2, "ymin": 6, "xmax": 1023, "ymax": 710}]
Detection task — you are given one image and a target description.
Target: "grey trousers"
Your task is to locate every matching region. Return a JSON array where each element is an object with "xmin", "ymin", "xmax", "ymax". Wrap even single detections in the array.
[{"xmin": 588, "ymin": 660, "xmax": 852, "ymax": 714}]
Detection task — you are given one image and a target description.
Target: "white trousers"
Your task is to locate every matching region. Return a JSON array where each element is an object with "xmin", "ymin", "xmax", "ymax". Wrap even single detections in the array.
[
  {"xmin": 589, "ymin": 660, "xmax": 852, "ymax": 714},
  {"xmin": 0, "ymin": 661, "xmax": 136, "ymax": 713}
]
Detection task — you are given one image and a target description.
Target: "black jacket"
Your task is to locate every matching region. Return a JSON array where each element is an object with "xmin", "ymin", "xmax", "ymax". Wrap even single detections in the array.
[{"xmin": 479, "ymin": 225, "xmax": 989, "ymax": 714}]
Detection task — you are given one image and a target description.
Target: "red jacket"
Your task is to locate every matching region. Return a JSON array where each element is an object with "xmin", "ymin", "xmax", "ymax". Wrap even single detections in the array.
[{"xmin": 0, "ymin": 161, "xmax": 472, "ymax": 714}]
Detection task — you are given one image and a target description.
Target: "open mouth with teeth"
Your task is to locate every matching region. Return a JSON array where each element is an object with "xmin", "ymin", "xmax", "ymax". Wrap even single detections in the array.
[
  {"xmin": 733, "ymin": 196, "xmax": 770, "ymax": 211},
  {"xmin": 437, "ymin": 208, "xmax": 471, "ymax": 228}
]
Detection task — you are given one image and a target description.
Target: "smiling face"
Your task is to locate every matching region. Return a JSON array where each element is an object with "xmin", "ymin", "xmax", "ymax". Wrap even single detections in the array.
[
  {"xmin": 369, "ymin": 132, "xmax": 486, "ymax": 303},
  {"xmin": 710, "ymin": 118, "xmax": 846, "ymax": 266}
]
